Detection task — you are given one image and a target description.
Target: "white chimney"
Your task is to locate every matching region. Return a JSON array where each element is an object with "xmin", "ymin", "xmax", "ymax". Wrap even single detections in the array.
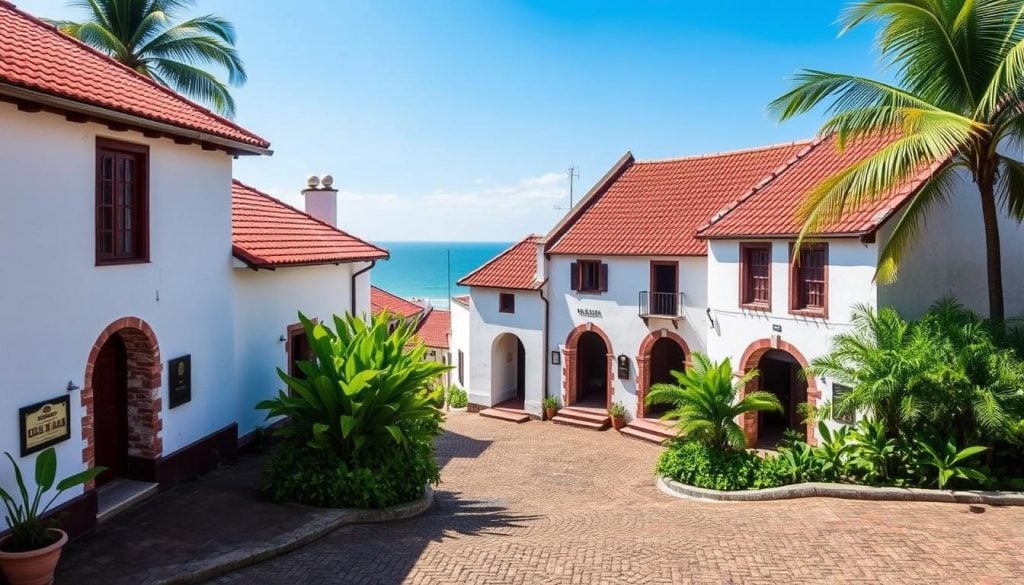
[
  {"xmin": 301, "ymin": 173, "xmax": 338, "ymax": 227},
  {"xmin": 534, "ymin": 238, "xmax": 546, "ymax": 283}
]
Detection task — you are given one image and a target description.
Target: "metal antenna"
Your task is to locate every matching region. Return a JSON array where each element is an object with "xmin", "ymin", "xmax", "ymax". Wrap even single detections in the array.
[{"xmin": 554, "ymin": 165, "xmax": 580, "ymax": 211}]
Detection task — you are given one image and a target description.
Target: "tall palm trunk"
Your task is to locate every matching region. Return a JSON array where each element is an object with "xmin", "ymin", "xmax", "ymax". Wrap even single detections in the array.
[{"xmin": 977, "ymin": 167, "xmax": 1005, "ymax": 325}]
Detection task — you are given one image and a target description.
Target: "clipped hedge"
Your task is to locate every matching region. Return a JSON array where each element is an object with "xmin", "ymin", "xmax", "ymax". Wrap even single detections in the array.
[{"xmin": 656, "ymin": 440, "xmax": 789, "ymax": 491}]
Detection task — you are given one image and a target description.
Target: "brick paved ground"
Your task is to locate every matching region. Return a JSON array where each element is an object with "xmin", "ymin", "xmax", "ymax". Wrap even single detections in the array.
[{"xmin": 213, "ymin": 412, "xmax": 1024, "ymax": 585}]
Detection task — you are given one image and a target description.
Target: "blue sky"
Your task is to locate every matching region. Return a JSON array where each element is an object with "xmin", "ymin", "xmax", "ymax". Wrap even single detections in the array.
[{"xmin": 29, "ymin": 0, "xmax": 882, "ymax": 241}]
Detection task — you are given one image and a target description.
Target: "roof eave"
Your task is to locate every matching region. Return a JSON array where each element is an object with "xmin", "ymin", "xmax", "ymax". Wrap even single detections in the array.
[
  {"xmin": 0, "ymin": 82, "xmax": 272, "ymax": 156},
  {"xmin": 232, "ymin": 251, "xmax": 388, "ymax": 269}
]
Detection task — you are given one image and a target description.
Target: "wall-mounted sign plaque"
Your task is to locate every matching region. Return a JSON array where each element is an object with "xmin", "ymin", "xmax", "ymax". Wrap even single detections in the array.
[
  {"xmin": 20, "ymin": 395, "xmax": 71, "ymax": 457},
  {"xmin": 617, "ymin": 355, "xmax": 631, "ymax": 380},
  {"xmin": 577, "ymin": 308, "xmax": 602, "ymax": 319},
  {"xmin": 169, "ymin": 355, "xmax": 192, "ymax": 409}
]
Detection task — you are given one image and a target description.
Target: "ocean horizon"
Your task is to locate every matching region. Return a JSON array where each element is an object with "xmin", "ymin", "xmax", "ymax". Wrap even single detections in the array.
[{"xmin": 371, "ymin": 241, "xmax": 513, "ymax": 308}]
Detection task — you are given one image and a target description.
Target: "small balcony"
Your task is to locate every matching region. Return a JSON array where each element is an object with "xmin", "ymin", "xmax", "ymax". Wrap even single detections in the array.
[{"xmin": 639, "ymin": 291, "xmax": 685, "ymax": 321}]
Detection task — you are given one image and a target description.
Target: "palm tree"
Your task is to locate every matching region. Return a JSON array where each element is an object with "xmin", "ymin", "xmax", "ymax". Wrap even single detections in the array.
[
  {"xmin": 646, "ymin": 352, "xmax": 783, "ymax": 451},
  {"xmin": 49, "ymin": 0, "xmax": 246, "ymax": 117},
  {"xmin": 804, "ymin": 303, "xmax": 934, "ymax": 436},
  {"xmin": 770, "ymin": 0, "xmax": 1024, "ymax": 323}
]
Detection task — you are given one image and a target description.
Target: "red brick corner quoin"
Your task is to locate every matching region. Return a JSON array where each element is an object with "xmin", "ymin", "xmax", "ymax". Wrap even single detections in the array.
[
  {"xmin": 635, "ymin": 329, "xmax": 691, "ymax": 419},
  {"xmin": 739, "ymin": 337, "xmax": 819, "ymax": 447},
  {"xmin": 82, "ymin": 317, "xmax": 164, "ymax": 479},
  {"xmin": 562, "ymin": 322, "xmax": 614, "ymax": 408}
]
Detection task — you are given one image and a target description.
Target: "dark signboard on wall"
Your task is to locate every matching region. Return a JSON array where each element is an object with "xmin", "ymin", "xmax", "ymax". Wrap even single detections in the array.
[
  {"xmin": 617, "ymin": 355, "xmax": 631, "ymax": 380},
  {"xmin": 169, "ymin": 355, "xmax": 192, "ymax": 409},
  {"xmin": 20, "ymin": 395, "xmax": 71, "ymax": 456}
]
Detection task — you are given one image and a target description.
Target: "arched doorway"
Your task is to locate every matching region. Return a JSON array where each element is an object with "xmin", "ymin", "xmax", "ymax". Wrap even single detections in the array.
[
  {"xmin": 575, "ymin": 332, "xmax": 608, "ymax": 406},
  {"xmin": 490, "ymin": 333, "xmax": 525, "ymax": 407},
  {"xmin": 84, "ymin": 318, "xmax": 163, "ymax": 485},
  {"xmin": 636, "ymin": 330, "xmax": 690, "ymax": 419},
  {"xmin": 645, "ymin": 338, "xmax": 686, "ymax": 419},
  {"xmin": 739, "ymin": 339, "xmax": 819, "ymax": 448}
]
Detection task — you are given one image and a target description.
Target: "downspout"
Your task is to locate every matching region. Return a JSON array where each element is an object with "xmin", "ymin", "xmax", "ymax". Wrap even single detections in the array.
[
  {"xmin": 540, "ymin": 280, "xmax": 550, "ymax": 418},
  {"xmin": 351, "ymin": 260, "xmax": 376, "ymax": 316}
]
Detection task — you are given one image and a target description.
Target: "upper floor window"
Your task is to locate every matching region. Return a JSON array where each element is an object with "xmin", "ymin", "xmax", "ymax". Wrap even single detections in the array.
[
  {"xmin": 739, "ymin": 243, "xmax": 771, "ymax": 309},
  {"xmin": 499, "ymin": 292, "xmax": 516, "ymax": 313},
  {"xmin": 96, "ymin": 138, "xmax": 149, "ymax": 265},
  {"xmin": 571, "ymin": 260, "xmax": 607, "ymax": 293},
  {"xmin": 790, "ymin": 243, "xmax": 828, "ymax": 317}
]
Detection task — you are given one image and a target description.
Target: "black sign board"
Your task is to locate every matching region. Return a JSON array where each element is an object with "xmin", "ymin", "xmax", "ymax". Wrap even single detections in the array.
[
  {"xmin": 20, "ymin": 395, "xmax": 71, "ymax": 457},
  {"xmin": 616, "ymin": 355, "xmax": 630, "ymax": 380},
  {"xmin": 831, "ymin": 383, "xmax": 855, "ymax": 425},
  {"xmin": 169, "ymin": 355, "xmax": 192, "ymax": 409}
]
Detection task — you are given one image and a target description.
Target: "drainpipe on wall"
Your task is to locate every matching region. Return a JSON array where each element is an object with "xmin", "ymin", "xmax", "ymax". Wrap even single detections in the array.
[
  {"xmin": 540, "ymin": 281, "xmax": 550, "ymax": 418},
  {"xmin": 351, "ymin": 260, "xmax": 376, "ymax": 316}
]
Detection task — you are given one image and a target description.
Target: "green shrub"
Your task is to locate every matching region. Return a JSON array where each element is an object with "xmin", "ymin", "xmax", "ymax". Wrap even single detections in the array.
[
  {"xmin": 265, "ymin": 437, "xmax": 439, "ymax": 509},
  {"xmin": 256, "ymin": 312, "xmax": 450, "ymax": 508},
  {"xmin": 447, "ymin": 386, "xmax": 468, "ymax": 408},
  {"xmin": 541, "ymin": 396, "xmax": 559, "ymax": 410},
  {"xmin": 656, "ymin": 440, "xmax": 789, "ymax": 491}
]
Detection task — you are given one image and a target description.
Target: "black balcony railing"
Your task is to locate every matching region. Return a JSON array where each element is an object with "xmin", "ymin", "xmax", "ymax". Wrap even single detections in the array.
[{"xmin": 639, "ymin": 291, "xmax": 685, "ymax": 318}]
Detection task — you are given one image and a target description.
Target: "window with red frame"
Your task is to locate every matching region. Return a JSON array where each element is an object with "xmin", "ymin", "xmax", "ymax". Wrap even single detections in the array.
[
  {"xmin": 792, "ymin": 244, "xmax": 827, "ymax": 313},
  {"xmin": 499, "ymin": 292, "xmax": 516, "ymax": 313},
  {"xmin": 740, "ymin": 244, "xmax": 771, "ymax": 308},
  {"xmin": 96, "ymin": 139, "xmax": 149, "ymax": 264}
]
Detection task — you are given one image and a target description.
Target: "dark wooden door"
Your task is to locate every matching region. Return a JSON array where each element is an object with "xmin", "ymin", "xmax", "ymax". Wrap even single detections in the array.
[
  {"xmin": 651, "ymin": 263, "xmax": 678, "ymax": 315},
  {"xmin": 94, "ymin": 334, "xmax": 128, "ymax": 485}
]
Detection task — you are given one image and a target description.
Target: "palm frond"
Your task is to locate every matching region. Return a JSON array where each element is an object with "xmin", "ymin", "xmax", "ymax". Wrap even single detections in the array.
[
  {"xmin": 152, "ymin": 58, "xmax": 236, "ymax": 116},
  {"xmin": 996, "ymin": 155, "xmax": 1024, "ymax": 221},
  {"xmin": 875, "ymin": 161, "xmax": 961, "ymax": 283}
]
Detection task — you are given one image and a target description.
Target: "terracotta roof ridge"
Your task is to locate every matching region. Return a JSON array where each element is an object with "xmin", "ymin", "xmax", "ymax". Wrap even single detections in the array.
[
  {"xmin": 694, "ymin": 136, "xmax": 828, "ymax": 237},
  {"xmin": 232, "ymin": 179, "xmax": 389, "ymax": 259},
  {"xmin": 635, "ymin": 139, "xmax": 815, "ymax": 165},
  {"xmin": 457, "ymin": 233, "xmax": 541, "ymax": 286},
  {"xmin": 544, "ymin": 151, "xmax": 635, "ymax": 252},
  {"xmin": 3, "ymin": 2, "xmax": 268, "ymax": 147}
]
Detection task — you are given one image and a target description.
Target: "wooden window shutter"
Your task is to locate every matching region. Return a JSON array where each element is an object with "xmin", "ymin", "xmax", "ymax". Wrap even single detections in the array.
[
  {"xmin": 599, "ymin": 263, "xmax": 608, "ymax": 292},
  {"xmin": 570, "ymin": 262, "xmax": 579, "ymax": 291}
]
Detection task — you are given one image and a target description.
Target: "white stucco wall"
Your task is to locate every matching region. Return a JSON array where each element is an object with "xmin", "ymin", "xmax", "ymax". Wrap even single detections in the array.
[
  {"xmin": 449, "ymin": 300, "xmax": 471, "ymax": 390},
  {"xmin": 466, "ymin": 287, "xmax": 545, "ymax": 413},
  {"xmin": 877, "ymin": 168, "xmax": 1024, "ymax": 319},
  {"xmin": 232, "ymin": 262, "xmax": 368, "ymax": 436},
  {"xmin": 0, "ymin": 104, "xmax": 237, "ymax": 502},
  {"xmin": 545, "ymin": 255, "xmax": 710, "ymax": 418},
  {"xmin": 706, "ymin": 238, "xmax": 882, "ymax": 437}
]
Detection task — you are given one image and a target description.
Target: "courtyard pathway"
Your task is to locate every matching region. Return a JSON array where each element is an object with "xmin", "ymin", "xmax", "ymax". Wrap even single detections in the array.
[{"xmin": 212, "ymin": 411, "xmax": 1024, "ymax": 584}]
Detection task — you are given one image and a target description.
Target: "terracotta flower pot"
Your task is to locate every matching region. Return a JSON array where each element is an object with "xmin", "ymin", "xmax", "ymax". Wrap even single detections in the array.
[
  {"xmin": 545, "ymin": 407, "xmax": 557, "ymax": 419},
  {"xmin": 0, "ymin": 529, "xmax": 68, "ymax": 585},
  {"xmin": 611, "ymin": 417, "xmax": 626, "ymax": 430}
]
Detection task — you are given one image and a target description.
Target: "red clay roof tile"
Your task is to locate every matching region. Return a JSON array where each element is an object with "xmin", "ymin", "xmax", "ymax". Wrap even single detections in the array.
[
  {"xmin": 546, "ymin": 143, "xmax": 808, "ymax": 256},
  {"xmin": 413, "ymin": 309, "xmax": 450, "ymax": 349},
  {"xmin": 232, "ymin": 180, "xmax": 388, "ymax": 268},
  {"xmin": 458, "ymin": 235, "xmax": 543, "ymax": 290},
  {"xmin": 370, "ymin": 286, "xmax": 425, "ymax": 320},
  {"xmin": 0, "ymin": 2, "xmax": 269, "ymax": 150},
  {"xmin": 697, "ymin": 133, "xmax": 939, "ymax": 239}
]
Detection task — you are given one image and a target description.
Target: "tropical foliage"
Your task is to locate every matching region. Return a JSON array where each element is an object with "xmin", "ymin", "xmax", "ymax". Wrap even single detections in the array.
[
  {"xmin": 646, "ymin": 352, "xmax": 783, "ymax": 451},
  {"xmin": 770, "ymin": 0, "xmax": 1024, "ymax": 323},
  {"xmin": 49, "ymin": 0, "xmax": 246, "ymax": 116},
  {"xmin": 446, "ymin": 386, "xmax": 468, "ymax": 409},
  {"xmin": 0, "ymin": 448, "xmax": 104, "ymax": 552},
  {"xmin": 256, "ymin": 312, "xmax": 450, "ymax": 508}
]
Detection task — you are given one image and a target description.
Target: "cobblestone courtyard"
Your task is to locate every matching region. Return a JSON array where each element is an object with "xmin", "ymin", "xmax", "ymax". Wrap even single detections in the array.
[{"xmin": 214, "ymin": 412, "xmax": 1024, "ymax": 584}]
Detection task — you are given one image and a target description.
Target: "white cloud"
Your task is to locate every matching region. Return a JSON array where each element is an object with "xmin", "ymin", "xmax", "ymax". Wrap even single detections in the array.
[{"xmin": 272, "ymin": 172, "xmax": 570, "ymax": 241}]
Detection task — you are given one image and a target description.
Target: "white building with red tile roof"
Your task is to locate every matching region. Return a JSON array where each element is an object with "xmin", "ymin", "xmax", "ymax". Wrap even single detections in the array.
[
  {"xmin": 369, "ymin": 285, "xmax": 454, "ymax": 385},
  {"xmin": 0, "ymin": 2, "xmax": 385, "ymax": 533},
  {"xmin": 459, "ymin": 137, "xmax": 1024, "ymax": 444}
]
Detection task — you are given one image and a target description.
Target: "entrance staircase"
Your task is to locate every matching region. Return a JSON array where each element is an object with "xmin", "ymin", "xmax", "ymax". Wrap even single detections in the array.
[
  {"xmin": 479, "ymin": 399, "xmax": 531, "ymax": 424},
  {"xmin": 551, "ymin": 405, "xmax": 610, "ymax": 431},
  {"xmin": 621, "ymin": 418, "xmax": 679, "ymax": 445}
]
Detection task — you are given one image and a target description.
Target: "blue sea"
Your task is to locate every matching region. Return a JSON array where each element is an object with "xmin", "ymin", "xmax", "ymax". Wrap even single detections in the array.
[{"xmin": 372, "ymin": 241, "xmax": 512, "ymax": 308}]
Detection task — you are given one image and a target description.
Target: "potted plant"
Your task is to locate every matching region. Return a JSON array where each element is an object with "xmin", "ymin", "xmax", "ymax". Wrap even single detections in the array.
[
  {"xmin": 542, "ymin": 396, "xmax": 559, "ymax": 420},
  {"xmin": 0, "ymin": 448, "xmax": 104, "ymax": 585},
  {"xmin": 608, "ymin": 402, "xmax": 628, "ymax": 430}
]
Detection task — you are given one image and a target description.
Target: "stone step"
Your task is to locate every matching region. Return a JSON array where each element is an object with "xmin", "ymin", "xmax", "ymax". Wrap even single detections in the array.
[
  {"xmin": 556, "ymin": 406, "xmax": 611, "ymax": 425},
  {"xmin": 619, "ymin": 425, "xmax": 671, "ymax": 445},
  {"xmin": 96, "ymin": 479, "xmax": 159, "ymax": 524},
  {"xmin": 479, "ymin": 408, "xmax": 530, "ymax": 424},
  {"xmin": 551, "ymin": 415, "xmax": 609, "ymax": 431},
  {"xmin": 626, "ymin": 418, "xmax": 679, "ymax": 440}
]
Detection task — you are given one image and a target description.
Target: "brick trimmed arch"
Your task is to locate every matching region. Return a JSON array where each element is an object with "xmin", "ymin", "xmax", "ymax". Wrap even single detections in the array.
[
  {"xmin": 635, "ymin": 329, "xmax": 690, "ymax": 419},
  {"xmin": 83, "ymin": 317, "xmax": 163, "ymax": 481},
  {"xmin": 739, "ymin": 337, "xmax": 820, "ymax": 447},
  {"xmin": 562, "ymin": 323, "xmax": 613, "ymax": 407}
]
